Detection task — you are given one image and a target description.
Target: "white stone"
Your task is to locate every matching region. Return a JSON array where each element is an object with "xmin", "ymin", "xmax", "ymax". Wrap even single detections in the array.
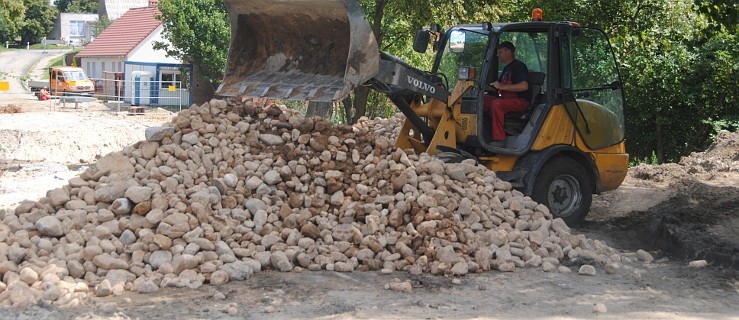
[
  {"xmin": 119, "ymin": 229, "xmax": 136, "ymax": 246},
  {"xmin": 135, "ymin": 280, "xmax": 159, "ymax": 293},
  {"xmin": 125, "ymin": 186, "xmax": 153, "ymax": 204},
  {"xmin": 270, "ymin": 252, "xmax": 293, "ymax": 272},
  {"xmin": 451, "ymin": 261, "xmax": 469, "ymax": 276},
  {"xmin": 95, "ymin": 182, "xmax": 129, "ymax": 203},
  {"xmin": 245, "ymin": 176, "xmax": 264, "ymax": 190},
  {"xmin": 261, "ymin": 234, "xmax": 282, "ymax": 250},
  {"xmin": 223, "ymin": 174, "xmax": 239, "ymax": 188},
  {"xmin": 149, "ymin": 250, "xmax": 173, "ymax": 269},
  {"xmin": 436, "ymin": 245, "xmax": 459, "ymax": 264},
  {"xmin": 578, "ymin": 265, "xmax": 597, "ymax": 276},
  {"xmin": 605, "ymin": 263, "xmax": 621, "ymax": 274},
  {"xmin": 330, "ymin": 191, "xmax": 344, "ymax": 206},
  {"xmin": 210, "ymin": 270, "xmax": 230, "ymax": 285},
  {"xmin": 96, "ymin": 279, "xmax": 113, "ymax": 297},
  {"xmin": 259, "ymin": 134, "xmax": 284, "ymax": 146},
  {"xmin": 139, "ymin": 141, "xmax": 159, "ymax": 159},
  {"xmin": 263, "ymin": 170, "xmax": 282, "ymax": 185},
  {"xmin": 173, "ymin": 254, "xmax": 201, "ymax": 274},
  {"xmin": 244, "ymin": 198, "xmax": 267, "ymax": 214},
  {"xmin": 593, "ymin": 303, "xmax": 608, "ymax": 314},
  {"xmin": 47, "ymin": 188, "xmax": 70, "ymax": 207},
  {"xmin": 93, "ymin": 253, "xmax": 130, "ymax": 270},
  {"xmin": 145, "ymin": 126, "xmax": 174, "ymax": 141},
  {"xmin": 636, "ymin": 249, "xmax": 654, "ymax": 262},
  {"xmin": 111, "ymin": 198, "xmax": 132, "ymax": 215},
  {"xmin": 688, "ymin": 260, "xmax": 708, "ymax": 268},
  {"xmin": 19, "ymin": 267, "xmax": 38, "ymax": 285},
  {"xmin": 182, "ymin": 132, "xmax": 200, "ymax": 145},
  {"xmin": 220, "ymin": 261, "xmax": 253, "ymax": 281},
  {"xmin": 36, "ymin": 216, "xmax": 64, "ymax": 237}
]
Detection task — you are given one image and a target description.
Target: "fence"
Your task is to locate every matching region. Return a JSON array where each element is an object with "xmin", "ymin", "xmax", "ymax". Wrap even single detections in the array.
[{"xmin": 88, "ymin": 76, "xmax": 190, "ymax": 112}]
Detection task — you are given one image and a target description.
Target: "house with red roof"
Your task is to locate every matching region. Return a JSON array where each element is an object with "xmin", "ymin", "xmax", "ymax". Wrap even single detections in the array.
[{"xmin": 76, "ymin": 1, "xmax": 191, "ymax": 107}]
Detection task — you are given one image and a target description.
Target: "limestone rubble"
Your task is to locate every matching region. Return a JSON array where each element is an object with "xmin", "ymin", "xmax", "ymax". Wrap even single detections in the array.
[{"xmin": 0, "ymin": 98, "xmax": 635, "ymax": 307}]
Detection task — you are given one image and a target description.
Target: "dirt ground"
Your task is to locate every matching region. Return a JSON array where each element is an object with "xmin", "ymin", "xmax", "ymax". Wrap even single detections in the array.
[{"xmin": 0, "ymin": 96, "xmax": 737, "ymax": 319}]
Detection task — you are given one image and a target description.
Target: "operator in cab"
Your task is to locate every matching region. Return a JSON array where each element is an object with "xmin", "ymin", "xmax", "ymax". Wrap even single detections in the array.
[{"xmin": 484, "ymin": 41, "xmax": 530, "ymax": 147}]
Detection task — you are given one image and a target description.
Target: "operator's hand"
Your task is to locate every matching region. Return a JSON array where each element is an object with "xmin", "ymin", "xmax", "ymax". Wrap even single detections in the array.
[{"xmin": 491, "ymin": 81, "xmax": 502, "ymax": 90}]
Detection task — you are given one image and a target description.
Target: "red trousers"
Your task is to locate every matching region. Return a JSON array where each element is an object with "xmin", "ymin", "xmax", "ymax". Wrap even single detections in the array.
[{"xmin": 484, "ymin": 95, "xmax": 528, "ymax": 141}]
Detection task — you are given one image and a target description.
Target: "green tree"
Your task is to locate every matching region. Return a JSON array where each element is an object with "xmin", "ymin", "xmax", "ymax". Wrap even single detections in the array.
[
  {"xmin": 147, "ymin": 0, "xmax": 737, "ymax": 158},
  {"xmin": 0, "ymin": 0, "xmax": 26, "ymax": 44},
  {"xmin": 694, "ymin": 0, "xmax": 738, "ymax": 32},
  {"xmin": 19, "ymin": 0, "xmax": 58, "ymax": 45},
  {"xmin": 514, "ymin": 0, "xmax": 737, "ymax": 163},
  {"xmin": 92, "ymin": 15, "xmax": 112, "ymax": 37},
  {"xmin": 341, "ymin": 0, "xmax": 509, "ymax": 123},
  {"xmin": 154, "ymin": 0, "xmax": 230, "ymax": 88},
  {"xmin": 53, "ymin": 0, "xmax": 97, "ymax": 13}
]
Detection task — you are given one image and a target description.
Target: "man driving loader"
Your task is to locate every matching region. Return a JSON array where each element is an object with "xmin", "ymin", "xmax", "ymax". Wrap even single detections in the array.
[
  {"xmin": 217, "ymin": 1, "xmax": 629, "ymax": 224},
  {"xmin": 484, "ymin": 41, "xmax": 530, "ymax": 147}
]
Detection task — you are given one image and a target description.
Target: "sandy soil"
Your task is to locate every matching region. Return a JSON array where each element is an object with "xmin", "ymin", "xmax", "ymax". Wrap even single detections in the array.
[
  {"xmin": 0, "ymin": 100, "xmax": 174, "ymax": 211},
  {"xmin": 0, "ymin": 96, "xmax": 737, "ymax": 319}
]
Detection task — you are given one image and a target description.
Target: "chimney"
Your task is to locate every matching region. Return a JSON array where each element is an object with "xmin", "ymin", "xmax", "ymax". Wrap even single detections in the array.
[{"xmin": 149, "ymin": 0, "xmax": 158, "ymax": 7}]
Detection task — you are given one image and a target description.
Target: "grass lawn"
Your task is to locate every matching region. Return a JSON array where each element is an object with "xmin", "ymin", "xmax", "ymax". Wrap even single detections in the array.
[{"xmin": 30, "ymin": 43, "xmax": 74, "ymax": 50}]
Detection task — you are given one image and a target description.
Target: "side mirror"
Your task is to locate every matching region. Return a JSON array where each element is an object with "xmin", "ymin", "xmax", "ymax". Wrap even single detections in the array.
[
  {"xmin": 449, "ymin": 30, "xmax": 465, "ymax": 53},
  {"xmin": 413, "ymin": 30, "xmax": 430, "ymax": 53}
]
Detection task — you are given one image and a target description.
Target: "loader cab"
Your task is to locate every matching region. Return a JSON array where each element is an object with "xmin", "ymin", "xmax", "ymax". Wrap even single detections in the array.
[
  {"xmin": 431, "ymin": 22, "xmax": 625, "ymax": 158},
  {"xmin": 426, "ymin": 21, "xmax": 627, "ymax": 224},
  {"xmin": 431, "ymin": 23, "xmax": 553, "ymax": 155}
]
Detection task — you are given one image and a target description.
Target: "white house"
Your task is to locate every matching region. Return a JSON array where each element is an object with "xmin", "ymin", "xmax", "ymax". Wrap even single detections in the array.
[
  {"xmin": 99, "ymin": 0, "xmax": 150, "ymax": 20},
  {"xmin": 76, "ymin": 2, "xmax": 192, "ymax": 107},
  {"xmin": 48, "ymin": 13, "xmax": 98, "ymax": 45}
]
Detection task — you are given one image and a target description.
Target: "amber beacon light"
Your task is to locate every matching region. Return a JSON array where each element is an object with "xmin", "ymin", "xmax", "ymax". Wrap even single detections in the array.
[{"xmin": 532, "ymin": 8, "xmax": 543, "ymax": 21}]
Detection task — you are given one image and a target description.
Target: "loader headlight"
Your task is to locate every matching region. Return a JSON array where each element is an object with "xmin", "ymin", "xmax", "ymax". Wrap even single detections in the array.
[{"xmin": 458, "ymin": 66, "xmax": 476, "ymax": 81}]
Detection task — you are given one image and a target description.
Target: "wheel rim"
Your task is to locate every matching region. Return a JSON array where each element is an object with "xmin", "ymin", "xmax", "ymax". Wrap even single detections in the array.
[{"xmin": 546, "ymin": 174, "xmax": 582, "ymax": 218}]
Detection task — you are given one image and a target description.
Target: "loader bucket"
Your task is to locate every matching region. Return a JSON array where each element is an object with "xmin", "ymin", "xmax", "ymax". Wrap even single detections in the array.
[{"xmin": 217, "ymin": 0, "xmax": 379, "ymax": 102}]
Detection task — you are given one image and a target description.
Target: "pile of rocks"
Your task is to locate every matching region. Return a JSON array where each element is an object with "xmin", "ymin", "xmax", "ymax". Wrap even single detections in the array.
[{"xmin": 0, "ymin": 99, "xmax": 644, "ymax": 307}]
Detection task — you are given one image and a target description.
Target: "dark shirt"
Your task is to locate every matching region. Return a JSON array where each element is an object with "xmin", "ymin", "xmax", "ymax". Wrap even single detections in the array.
[{"xmin": 498, "ymin": 59, "xmax": 531, "ymax": 101}]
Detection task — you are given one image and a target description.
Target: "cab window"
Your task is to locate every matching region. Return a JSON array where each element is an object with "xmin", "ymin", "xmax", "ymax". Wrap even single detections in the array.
[
  {"xmin": 436, "ymin": 28, "xmax": 489, "ymax": 90},
  {"xmin": 561, "ymin": 27, "xmax": 625, "ymax": 149},
  {"xmin": 496, "ymin": 31, "xmax": 548, "ymax": 75}
]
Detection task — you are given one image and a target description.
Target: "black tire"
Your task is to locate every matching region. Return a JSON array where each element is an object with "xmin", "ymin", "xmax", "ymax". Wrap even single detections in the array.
[{"xmin": 531, "ymin": 156, "xmax": 593, "ymax": 225}]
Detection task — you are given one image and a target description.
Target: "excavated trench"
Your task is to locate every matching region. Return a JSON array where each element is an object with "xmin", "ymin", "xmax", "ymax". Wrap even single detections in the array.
[{"xmin": 584, "ymin": 182, "xmax": 739, "ymax": 270}]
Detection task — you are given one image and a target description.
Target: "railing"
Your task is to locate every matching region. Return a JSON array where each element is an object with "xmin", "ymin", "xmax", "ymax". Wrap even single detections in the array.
[{"xmin": 87, "ymin": 77, "xmax": 190, "ymax": 112}]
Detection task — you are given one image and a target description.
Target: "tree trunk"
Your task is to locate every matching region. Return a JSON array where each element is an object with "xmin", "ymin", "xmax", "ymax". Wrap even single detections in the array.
[
  {"xmin": 191, "ymin": 64, "xmax": 216, "ymax": 105},
  {"xmin": 305, "ymin": 101, "xmax": 333, "ymax": 119},
  {"xmin": 352, "ymin": 86, "xmax": 371, "ymax": 124},
  {"xmin": 351, "ymin": 0, "xmax": 387, "ymax": 123},
  {"xmin": 656, "ymin": 120, "xmax": 664, "ymax": 164},
  {"xmin": 342, "ymin": 96, "xmax": 353, "ymax": 124},
  {"xmin": 371, "ymin": 0, "xmax": 388, "ymax": 43}
]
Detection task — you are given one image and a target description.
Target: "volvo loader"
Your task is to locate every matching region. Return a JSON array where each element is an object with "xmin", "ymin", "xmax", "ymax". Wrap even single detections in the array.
[{"xmin": 216, "ymin": 0, "xmax": 629, "ymax": 224}]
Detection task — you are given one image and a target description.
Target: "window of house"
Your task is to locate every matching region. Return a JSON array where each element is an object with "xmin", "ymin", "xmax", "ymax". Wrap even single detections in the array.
[
  {"xmin": 160, "ymin": 71, "xmax": 182, "ymax": 89},
  {"xmin": 70, "ymin": 21, "xmax": 86, "ymax": 37}
]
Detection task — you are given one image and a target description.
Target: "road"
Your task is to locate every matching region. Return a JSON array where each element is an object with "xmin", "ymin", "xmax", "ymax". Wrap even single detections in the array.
[{"xmin": 0, "ymin": 48, "xmax": 68, "ymax": 98}]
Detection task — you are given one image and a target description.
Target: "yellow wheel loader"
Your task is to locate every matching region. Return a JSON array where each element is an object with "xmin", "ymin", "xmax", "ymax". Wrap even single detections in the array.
[{"xmin": 216, "ymin": 0, "xmax": 628, "ymax": 225}]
